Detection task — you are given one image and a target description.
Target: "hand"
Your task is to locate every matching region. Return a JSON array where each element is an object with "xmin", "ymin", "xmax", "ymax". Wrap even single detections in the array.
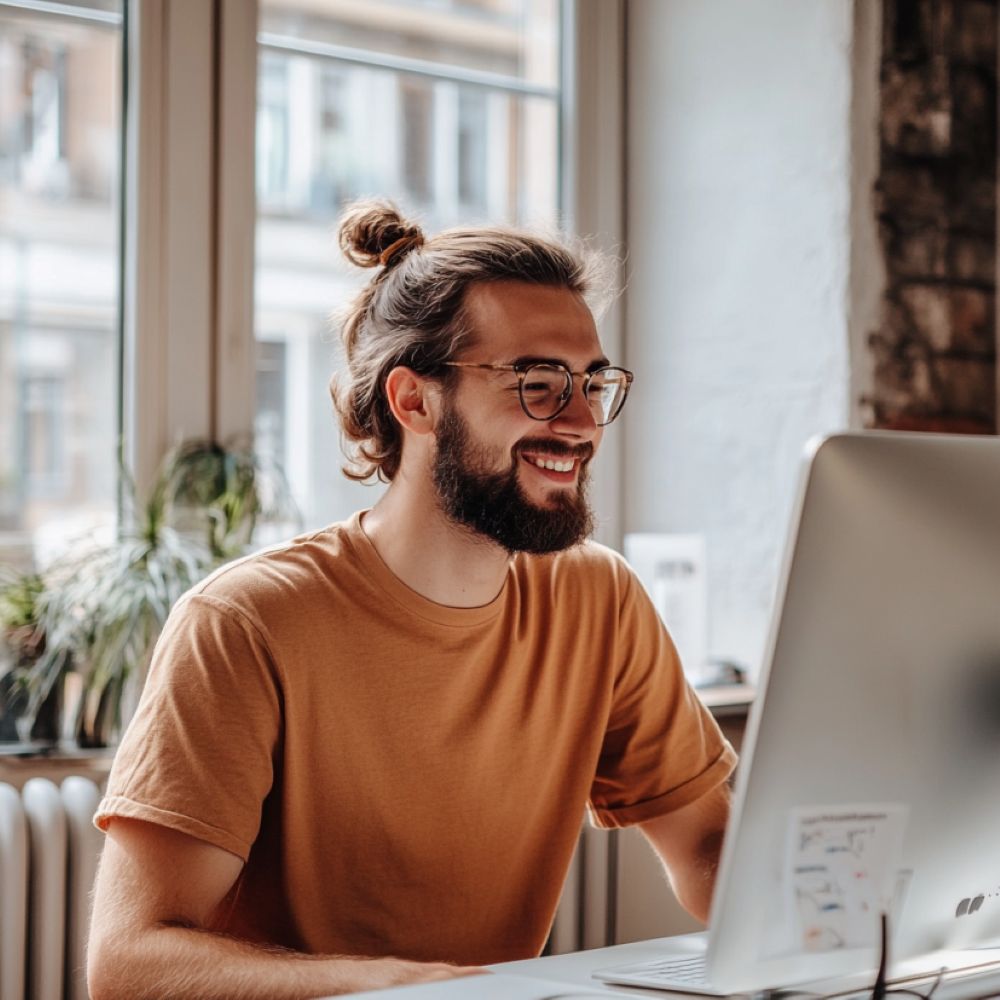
[{"xmin": 380, "ymin": 959, "xmax": 491, "ymax": 986}]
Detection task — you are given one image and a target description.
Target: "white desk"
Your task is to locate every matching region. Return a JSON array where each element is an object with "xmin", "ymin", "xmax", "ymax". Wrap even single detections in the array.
[{"xmin": 348, "ymin": 935, "xmax": 1000, "ymax": 999}]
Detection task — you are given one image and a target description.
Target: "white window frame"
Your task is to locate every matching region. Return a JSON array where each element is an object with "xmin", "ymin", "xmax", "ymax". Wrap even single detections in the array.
[{"xmin": 124, "ymin": 0, "xmax": 256, "ymax": 495}]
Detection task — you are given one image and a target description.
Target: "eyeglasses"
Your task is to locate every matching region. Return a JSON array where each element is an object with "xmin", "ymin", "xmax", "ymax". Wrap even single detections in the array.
[{"xmin": 442, "ymin": 361, "xmax": 634, "ymax": 426}]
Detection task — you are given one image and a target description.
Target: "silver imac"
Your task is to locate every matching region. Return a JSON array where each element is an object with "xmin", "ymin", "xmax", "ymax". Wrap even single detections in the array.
[{"xmin": 597, "ymin": 431, "xmax": 1000, "ymax": 995}]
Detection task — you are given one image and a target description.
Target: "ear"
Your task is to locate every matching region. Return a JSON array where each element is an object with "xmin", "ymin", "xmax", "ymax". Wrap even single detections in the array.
[{"xmin": 384, "ymin": 366, "xmax": 440, "ymax": 436}]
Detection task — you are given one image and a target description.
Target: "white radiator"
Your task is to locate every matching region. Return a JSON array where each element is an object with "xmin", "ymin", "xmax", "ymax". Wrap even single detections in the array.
[
  {"xmin": 548, "ymin": 823, "xmax": 614, "ymax": 955},
  {"xmin": 0, "ymin": 778, "xmax": 102, "ymax": 1000}
]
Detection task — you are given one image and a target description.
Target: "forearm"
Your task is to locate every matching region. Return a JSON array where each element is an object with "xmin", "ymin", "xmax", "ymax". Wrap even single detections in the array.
[{"xmin": 88, "ymin": 922, "xmax": 477, "ymax": 1000}]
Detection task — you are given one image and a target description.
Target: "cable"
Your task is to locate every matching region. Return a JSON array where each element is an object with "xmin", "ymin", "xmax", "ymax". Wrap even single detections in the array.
[{"xmin": 872, "ymin": 911, "xmax": 889, "ymax": 999}]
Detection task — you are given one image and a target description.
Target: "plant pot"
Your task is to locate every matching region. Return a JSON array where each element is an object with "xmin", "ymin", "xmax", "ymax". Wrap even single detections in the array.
[
  {"xmin": 72, "ymin": 673, "xmax": 125, "ymax": 749},
  {"xmin": 0, "ymin": 661, "xmax": 64, "ymax": 746}
]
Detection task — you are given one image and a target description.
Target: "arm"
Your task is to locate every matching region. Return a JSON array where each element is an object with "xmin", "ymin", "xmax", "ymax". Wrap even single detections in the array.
[
  {"xmin": 88, "ymin": 818, "xmax": 484, "ymax": 1000},
  {"xmin": 638, "ymin": 781, "xmax": 732, "ymax": 924}
]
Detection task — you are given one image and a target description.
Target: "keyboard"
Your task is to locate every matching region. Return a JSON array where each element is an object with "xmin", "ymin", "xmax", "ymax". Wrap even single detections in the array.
[{"xmin": 592, "ymin": 954, "xmax": 731, "ymax": 995}]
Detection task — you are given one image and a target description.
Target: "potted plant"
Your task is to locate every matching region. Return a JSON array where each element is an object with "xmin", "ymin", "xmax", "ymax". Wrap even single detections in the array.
[
  {"xmin": 3, "ymin": 438, "xmax": 298, "ymax": 748},
  {"xmin": 0, "ymin": 568, "xmax": 62, "ymax": 744}
]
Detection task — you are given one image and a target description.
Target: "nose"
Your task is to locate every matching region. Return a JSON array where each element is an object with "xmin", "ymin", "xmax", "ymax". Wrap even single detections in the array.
[{"xmin": 548, "ymin": 376, "xmax": 600, "ymax": 438}]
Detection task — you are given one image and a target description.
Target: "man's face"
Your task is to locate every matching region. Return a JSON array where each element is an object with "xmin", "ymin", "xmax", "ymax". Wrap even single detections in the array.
[{"xmin": 431, "ymin": 281, "xmax": 606, "ymax": 554}]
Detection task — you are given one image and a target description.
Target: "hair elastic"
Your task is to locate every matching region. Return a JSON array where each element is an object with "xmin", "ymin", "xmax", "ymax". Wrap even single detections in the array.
[{"xmin": 379, "ymin": 234, "xmax": 425, "ymax": 267}]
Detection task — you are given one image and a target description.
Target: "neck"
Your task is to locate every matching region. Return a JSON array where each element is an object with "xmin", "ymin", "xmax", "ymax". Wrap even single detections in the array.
[{"xmin": 361, "ymin": 471, "xmax": 512, "ymax": 608}]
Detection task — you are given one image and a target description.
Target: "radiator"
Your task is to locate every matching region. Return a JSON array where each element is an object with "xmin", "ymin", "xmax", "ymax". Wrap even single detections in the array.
[
  {"xmin": 0, "ymin": 778, "xmax": 103, "ymax": 1000},
  {"xmin": 547, "ymin": 823, "xmax": 614, "ymax": 955}
]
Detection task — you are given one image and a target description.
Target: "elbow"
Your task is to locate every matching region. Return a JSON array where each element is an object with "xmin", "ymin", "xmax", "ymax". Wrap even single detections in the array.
[
  {"xmin": 86, "ymin": 934, "xmax": 114, "ymax": 1000},
  {"xmin": 87, "ymin": 927, "xmax": 136, "ymax": 1000},
  {"xmin": 673, "ymin": 881, "xmax": 712, "ymax": 926},
  {"xmin": 674, "ymin": 827, "xmax": 727, "ymax": 926}
]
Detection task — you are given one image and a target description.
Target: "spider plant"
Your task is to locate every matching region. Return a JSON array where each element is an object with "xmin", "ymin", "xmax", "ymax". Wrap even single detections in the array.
[{"xmin": 5, "ymin": 438, "xmax": 298, "ymax": 748}]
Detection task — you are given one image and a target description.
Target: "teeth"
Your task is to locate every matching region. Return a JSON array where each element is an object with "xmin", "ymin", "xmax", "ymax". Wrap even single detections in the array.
[{"xmin": 532, "ymin": 458, "xmax": 574, "ymax": 473}]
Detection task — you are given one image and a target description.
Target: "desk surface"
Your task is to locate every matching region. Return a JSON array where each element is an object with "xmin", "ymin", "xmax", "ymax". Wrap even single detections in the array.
[{"xmin": 345, "ymin": 936, "xmax": 1000, "ymax": 999}]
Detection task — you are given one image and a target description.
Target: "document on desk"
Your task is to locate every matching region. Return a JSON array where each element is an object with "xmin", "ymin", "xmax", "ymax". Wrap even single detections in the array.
[{"xmin": 344, "ymin": 971, "xmax": 634, "ymax": 999}]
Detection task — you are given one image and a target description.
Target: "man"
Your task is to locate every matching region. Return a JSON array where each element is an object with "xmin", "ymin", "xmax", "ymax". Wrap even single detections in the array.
[{"xmin": 88, "ymin": 202, "xmax": 736, "ymax": 999}]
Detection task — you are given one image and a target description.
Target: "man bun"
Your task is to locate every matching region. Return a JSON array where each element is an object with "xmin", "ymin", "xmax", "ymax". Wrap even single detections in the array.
[{"xmin": 337, "ymin": 199, "xmax": 425, "ymax": 269}]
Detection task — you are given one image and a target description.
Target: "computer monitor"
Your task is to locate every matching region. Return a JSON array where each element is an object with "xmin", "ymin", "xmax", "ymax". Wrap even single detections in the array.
[
  {"xmin": 711, "ymin": 430, "xmax": 1000, "ymax": 993},
  {"xmin": 600, "ymin": 431, "xmax": 1000, "ymax": 995}
]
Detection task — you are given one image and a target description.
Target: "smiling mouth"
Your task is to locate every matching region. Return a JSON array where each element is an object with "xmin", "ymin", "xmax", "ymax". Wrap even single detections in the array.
[
  {"xmin": 518, "ymin": 450, "xmax": 585, "ymax": 483},
  {"xmin": 524, "ymin": 455, "xmax": 577, "ymax": 473}
]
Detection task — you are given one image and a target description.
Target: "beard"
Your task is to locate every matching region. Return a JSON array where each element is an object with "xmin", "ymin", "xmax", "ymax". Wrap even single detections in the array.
[{"xmin": 432, "ymin": 399, "xmax": 595, "ymax": 555}]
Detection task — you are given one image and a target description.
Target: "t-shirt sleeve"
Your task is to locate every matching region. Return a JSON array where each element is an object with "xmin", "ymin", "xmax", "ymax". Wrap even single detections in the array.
[
  {"xmin": 588, "ymin": 561, "xmax": 737, "ymax": 829},
  {"xmin": 94, "ymin": 593, "xmax": 282, "ymax": 862}
]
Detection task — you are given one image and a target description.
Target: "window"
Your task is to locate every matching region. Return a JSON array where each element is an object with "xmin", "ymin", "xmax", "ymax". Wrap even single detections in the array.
[
  {"xmin": 0, "ymin": 0, "xmax": 574, "ymax": 563},
  {"xmin": 457, "ymin": 88, "xmax": 487, "ymax": 211},
  {"xmin": 0, "ymin": 0, "xmax": 123, "ymax": 568},
  {"xmin": 256, "ymin": 55, "xmax": 290, "ymax": 207},
  {"xmin": 254, "ymin": 0, "xmax": 562, "ymax": 528},
  {"xmin": 401, "ymin": 80, "xmax": 433, "ymax": 205}
]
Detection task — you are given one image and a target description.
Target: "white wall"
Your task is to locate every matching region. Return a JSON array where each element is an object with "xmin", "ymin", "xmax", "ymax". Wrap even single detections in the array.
[{"xmin": 623, "ymin": 0, "xmax": 871, "ymax": 678}]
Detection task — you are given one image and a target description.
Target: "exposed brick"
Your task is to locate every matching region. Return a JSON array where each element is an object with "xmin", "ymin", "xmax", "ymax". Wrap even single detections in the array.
[
  {"xmin": 883, "ymin": 223, "xmax": 949, "ymax": 279},
  {"xmin": 954, "ymin": 0, "xmax": 999, "ymax": 68},
  {"xmin": 949, "ymin": 287, "xmax": 995, "ymax": 354},
  {"xmin": 880, "ymin": 64, "xmax": 951, "ymax": 156},
  {"xmin": 899, "ymin": 284, "xmax": 953, "ymax": 350},
  {"xmin": 895, "ymin": 285, "xmax": 994, "ymax": 354},
  {"xmin": 872, "ymin": 347, "xmax": 936, "ymax": 411},
  {"xmin": 948, "ymin": 232, "xmax": 995, "ymax": 284},
  {"xmin": 877, "ymin": 165, "xmax": 949, "ymax": 222},
  {"xmin": 950, "ymin": 174, "xmax": 997, "ymax": 233},
  {"xmin": 873, "ymin": 413, "xmax": 996, "ymax": 433},
  {"xmin": 869, "ymin": 0, "xmax": 997, "ymax": 433},
  {"xmin": 932, "ymin": 355, "xmax": 997, "ymax": 418},
  {"xmin": 951, "ymin": 68, "xmax": 995, "ymax": 158}
]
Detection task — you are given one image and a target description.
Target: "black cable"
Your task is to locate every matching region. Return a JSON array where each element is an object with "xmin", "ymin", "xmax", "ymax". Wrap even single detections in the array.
[
  {"xmin": 777, "ymin": 912, "xmax": 946, "ymax": 1000},
  {"xmin": 872, "ymin": 911, "xmax": 889, "ymax": 999}
]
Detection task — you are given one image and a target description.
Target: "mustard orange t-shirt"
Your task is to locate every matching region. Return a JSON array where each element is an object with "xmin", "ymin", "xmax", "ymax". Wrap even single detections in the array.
[{"xmin": 95, "ymin": 512, "xmax": 736, "ymax": 964}]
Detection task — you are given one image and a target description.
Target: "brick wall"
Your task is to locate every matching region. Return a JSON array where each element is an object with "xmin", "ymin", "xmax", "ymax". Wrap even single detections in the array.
[{"xmin": 869, "ymin": 0, "xmax": 997, "ymax": 433}]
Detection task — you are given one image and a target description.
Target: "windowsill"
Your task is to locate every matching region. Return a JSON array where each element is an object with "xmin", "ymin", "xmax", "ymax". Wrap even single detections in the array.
[
  {"xmin": 0, "ymin": 742, "xmax": 116, "ymax": 760},
  {"xmin": 0, "ymin": 744, "xmax": 115, "ymax": 791},
  {"xmin": 698, "ymin": 684, "xmax": 755, "ymax": 718}
]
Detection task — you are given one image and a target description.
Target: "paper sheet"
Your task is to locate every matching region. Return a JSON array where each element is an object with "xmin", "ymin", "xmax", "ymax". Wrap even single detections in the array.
[{"xmin": 786, "ymin": 804, "xmax": 909, "ymax": 952}]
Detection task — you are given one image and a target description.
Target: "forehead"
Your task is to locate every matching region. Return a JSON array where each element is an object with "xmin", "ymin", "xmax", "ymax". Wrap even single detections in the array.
[{"xmin": 460, "ymin": 280, "xmax": 603, "ymax": 365}]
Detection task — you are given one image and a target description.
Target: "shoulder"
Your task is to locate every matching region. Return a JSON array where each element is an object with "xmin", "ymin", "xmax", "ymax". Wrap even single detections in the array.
[
  {"xmin": 177, "ymin": 518, "xmax": 361, "ymax": 625},
  {"xmin": 515, "ymin": 539, "xmax": 637, "ymax": 603},
  {"xmin": 550, "ymin": 539, "xmax": 629, "ymax": 575}
]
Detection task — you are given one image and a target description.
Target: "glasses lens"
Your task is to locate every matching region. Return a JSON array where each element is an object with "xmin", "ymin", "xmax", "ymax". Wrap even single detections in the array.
[
  {"xmin": 520, "ymin": 364, "xmax": 573, "ymax": 419},
  {"xmin": 588, "ymin": 368, "xmax": 631, "ymax": 425}
]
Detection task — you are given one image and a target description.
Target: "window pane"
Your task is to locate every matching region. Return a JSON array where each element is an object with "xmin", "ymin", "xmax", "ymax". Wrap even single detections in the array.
[
  {"xmin": 0, "ymin": 4, "xmax": 123, "ymax": 568},
  {"xmin": 254, "ymin": 1, "xmax": 561, "ymax": 529},
  {"xmin": 260, "ymin": 0, "xmax": 560, "ymax": 89}
]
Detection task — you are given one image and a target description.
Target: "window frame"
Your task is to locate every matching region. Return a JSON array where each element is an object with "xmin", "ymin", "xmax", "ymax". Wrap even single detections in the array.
[{"xmin": 122, "ymin": 0, "xmax": 256, "ymax": 497}]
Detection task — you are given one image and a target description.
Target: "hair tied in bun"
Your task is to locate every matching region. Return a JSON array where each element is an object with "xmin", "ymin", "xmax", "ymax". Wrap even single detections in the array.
[{"xmin": 379, "ymin": 233, "xmax": 425, "ymax": 268}]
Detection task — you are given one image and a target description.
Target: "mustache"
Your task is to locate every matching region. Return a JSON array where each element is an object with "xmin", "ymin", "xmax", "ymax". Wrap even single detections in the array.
[{"xmin": 514, "ymin": 439, "xmax": 594, "ymax": 462}]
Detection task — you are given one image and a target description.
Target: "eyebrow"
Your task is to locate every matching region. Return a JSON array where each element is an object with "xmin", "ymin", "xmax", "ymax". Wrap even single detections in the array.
[{"xmin": 506, "ymin": 354, "xmax": 611, "ymax": 372}]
